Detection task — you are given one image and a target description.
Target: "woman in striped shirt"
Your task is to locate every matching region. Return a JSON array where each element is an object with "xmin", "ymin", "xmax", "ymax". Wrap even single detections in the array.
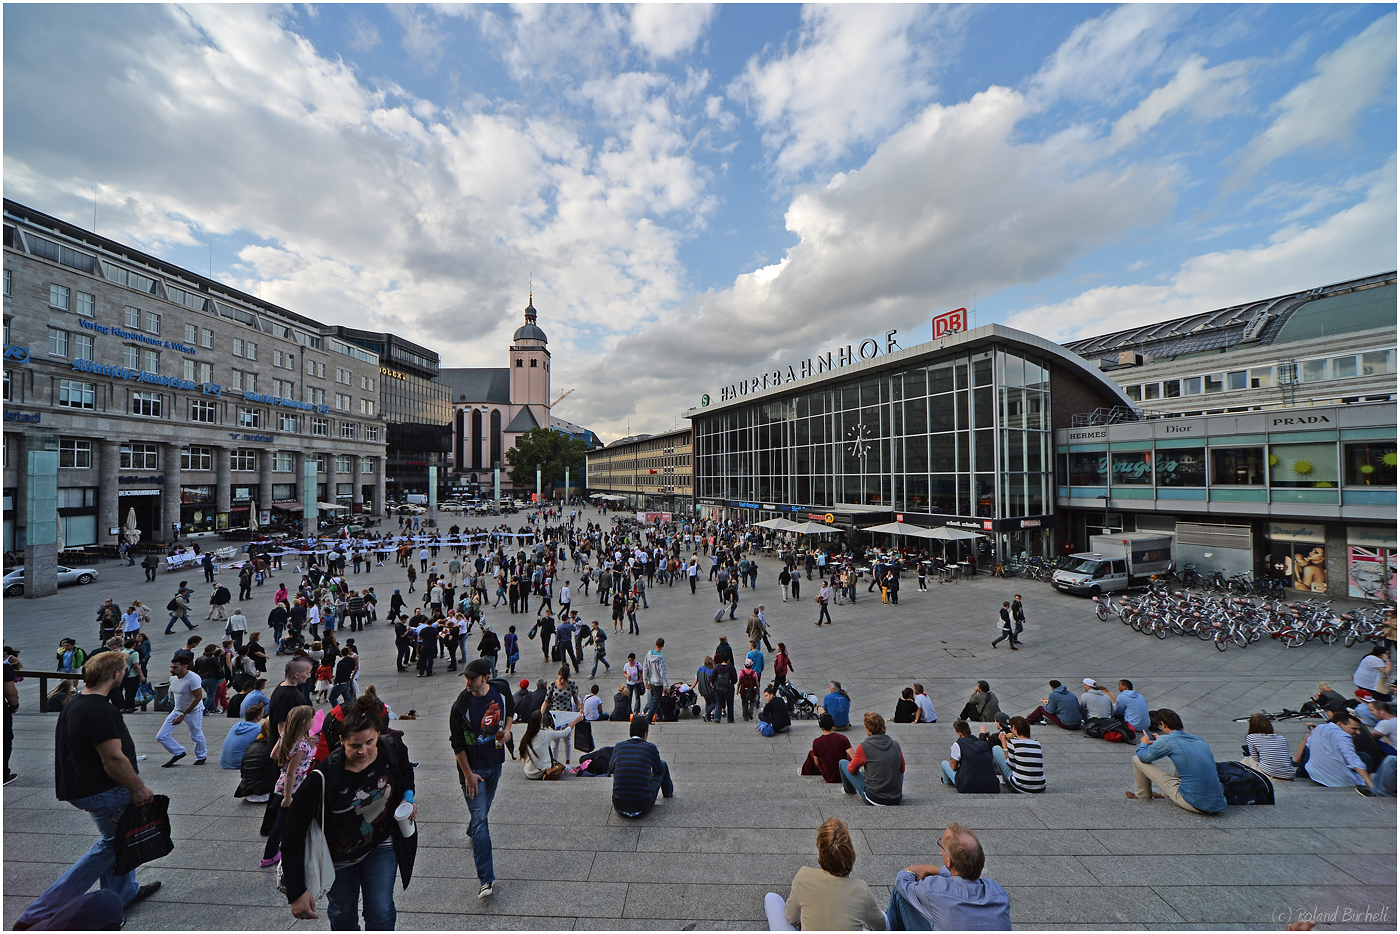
[
  {"xmin": 989, "ymin": 716, "xmax": 1046, "ymax": 793},
  {"xmin": 1241, "ymin": 713, "xmax": 1294, "ymax": 780}
]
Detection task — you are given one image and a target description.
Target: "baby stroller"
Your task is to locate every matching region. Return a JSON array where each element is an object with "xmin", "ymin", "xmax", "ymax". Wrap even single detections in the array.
[
  {"xmin": 775, "ymin": 681, "xmax": 819, "ymax": 720},
  {"xmin": 277, "ymin": 622, "xmax": 306, "ymax": 655},
  {"xmin": 661, "ymin": 682, "xmax": 700, "ymax": 721}
]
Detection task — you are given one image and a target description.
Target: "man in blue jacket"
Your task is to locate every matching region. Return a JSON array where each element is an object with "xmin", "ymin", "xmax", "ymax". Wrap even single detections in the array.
[
  {"xmin": 1109, "ymin": 679, "xmax": 1150, "ymax": 732},
  {"xmin": 822, "ymin": 681, "xmax": 852, "ymax": 730},
  {"xmin": 1026, "ymin": 680, "xmax": 1082, "ymax": 730},
  {"xmin": 610, "ymin": 717, "xmax": 673, "ymax": 817},
  {"xmin": 1128, "ymin": 708, "xmax": 1226, "ymax": 813},
  {"xmin": 886, "ymin": 821, "xmax": 1010, "ymax": 930}
]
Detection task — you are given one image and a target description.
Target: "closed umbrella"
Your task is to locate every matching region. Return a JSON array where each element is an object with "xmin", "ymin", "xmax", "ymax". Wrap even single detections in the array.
[
  {"xmin": 55, "ymin": 514, "xmax": 64, "ymax": 554},
  {"xmin": 248, "ymin": 502, "xmax": 259, "ymax": 533},
  {"xmin": 123, "ymin": 507, "xmax": 141, "ymax": 545}
]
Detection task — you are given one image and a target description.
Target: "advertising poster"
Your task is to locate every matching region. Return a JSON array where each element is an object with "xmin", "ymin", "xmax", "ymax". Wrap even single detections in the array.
[
  {"xmin": 1347, "ymin": 547, "xmax": 1396, "ymax": 600},
  {"xmin": 1268, "ymin": 541, "xmax": 1327, "ymax": 593}
]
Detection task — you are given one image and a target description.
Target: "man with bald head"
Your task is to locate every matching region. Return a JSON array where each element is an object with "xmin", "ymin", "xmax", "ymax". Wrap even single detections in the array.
[{"xmin": 885, "ymin": 821, "xmax": 1011, "ymax": 930}]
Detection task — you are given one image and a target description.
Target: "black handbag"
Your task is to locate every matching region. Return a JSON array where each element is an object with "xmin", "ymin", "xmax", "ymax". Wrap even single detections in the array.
[{"xmin": 112, "ymin": 794, "xmax": 175, "ymax": 875}]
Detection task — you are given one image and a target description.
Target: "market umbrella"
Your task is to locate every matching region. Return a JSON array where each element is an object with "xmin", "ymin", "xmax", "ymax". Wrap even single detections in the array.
[
  {"xmin": 55, "ymin": 514, "xmax": 64, "ymax": 553},
  {"xmin": 788, "ymin": 521, "xmax": 839, "ymax": 536},
  {"xmin": 864, "ymin": 521, "xmax": 951, "ymax": 540},
  {"xmin": 753, "ymin": 517, "xmax": 800, "ymax": 531},
  {"xmin": 248, "ymin": 502, "xmax": 259, "ymax": 533},
  {"xmin": 123, "ymin": 507, "xmax": 141, "ymax": 545}
]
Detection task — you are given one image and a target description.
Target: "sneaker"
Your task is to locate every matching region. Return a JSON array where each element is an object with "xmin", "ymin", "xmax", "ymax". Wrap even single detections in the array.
[
  {"xmin": 161, "ymin": 752, "xmax": 187, "ymax": 768},
  {"xmin": 4, "ymin": 773, "xmax": 17, "ymax": 785},
  {"xmin": 478, "ymin": 881, "xmax": 495, "ymax": 900},
  {"xmin": 193, "ymin": 757, "xmax": 207, "ymax": 765},
  {"xmin": 128, "ymin": 880, "xmax": 162, "ymax": 905}
]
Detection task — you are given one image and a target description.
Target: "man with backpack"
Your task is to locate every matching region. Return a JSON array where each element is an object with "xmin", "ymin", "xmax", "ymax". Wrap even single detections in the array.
[
  {"xmin": 1128, "ymin": 708, "xmax": 1227, "ymax": 812},
  {"xmin": 738, "ymin": 661, "xmax": 761, "ymax": 720},
  {"xmin": 712, "ymin": 657, "xmax": 736, "ymax": 724},
  {"xmin": 163, "ymin": 587, "xmax": 196, "ymax": 634}
]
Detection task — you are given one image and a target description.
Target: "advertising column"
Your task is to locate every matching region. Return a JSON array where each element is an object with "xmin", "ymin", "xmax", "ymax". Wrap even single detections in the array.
[
  {"xmin": 301, "ymin": 457, "xmax": 318, "ymax": 535},
  {"xmin": 23, "ymin": 429, "xmax": 59, "ymax": 598},
  {"xmin": 1266, "ymin": 522, "xmax": 1328, "ymax": 594},
  {"xmin": 215, "ymin": 446, "xmax": 232, "ymax": 531},
  {"xmin": 1347, "ymin": 526, "xmax": 1397, "ymax": 601}
]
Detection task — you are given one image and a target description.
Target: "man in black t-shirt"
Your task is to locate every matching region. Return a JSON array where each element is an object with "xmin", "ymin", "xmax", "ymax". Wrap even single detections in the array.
[
  {"xmin": 14, "ymin": 653, "xmax": 162, "ymax": 928},
  {"xmin": 449, "ymin": 659, "xmax": 511, "ymax": 901},
  {"xmin": 329, "ymin": 648, "xmax": 358, "ymax": 708},
  {"xmin": 269, "ymin": 656, "xmax": 313, "ymax": 733}
]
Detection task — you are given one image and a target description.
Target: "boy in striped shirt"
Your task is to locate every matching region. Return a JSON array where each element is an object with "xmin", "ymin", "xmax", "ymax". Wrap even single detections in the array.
[{"xmin": 986, "ymin": 716, "xmax": 1045, "ymax": 793}]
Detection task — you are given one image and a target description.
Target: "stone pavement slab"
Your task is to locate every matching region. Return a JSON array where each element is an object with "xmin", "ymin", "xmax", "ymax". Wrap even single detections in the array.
[{"xmin": 2, "ymin": 509, "xmax": 1395, "ymax": 930}]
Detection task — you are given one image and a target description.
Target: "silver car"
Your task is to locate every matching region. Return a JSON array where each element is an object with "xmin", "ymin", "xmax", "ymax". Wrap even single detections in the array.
[{"xmin": 3, "ymin": 565, "xmax": 100, "ymax": 597}]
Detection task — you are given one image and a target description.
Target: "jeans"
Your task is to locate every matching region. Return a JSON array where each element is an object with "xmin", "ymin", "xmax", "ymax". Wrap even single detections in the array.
[
  {"xmin": 326, "ymin": 840, "xmax": 398, "ymax": 930},
  {"xmin": 157, "ymin": 707, "xmax": 207, "ymax": 759},
  {"xmin": 165, "ymin": 611, "xmax": 194, "ymax": 633},
  {"xmin": 591, "ymin": 655, "xmax": 611, "ymax": 678},
  {"xmin": 329, "ymin": 682, "xmax": 357, "ymax": 708},
  {"xmin": 201, "ymin": 678, "xmax": 220, "ymax": 713},
  {"xmin": 886, "ymin": 888, "xmax": 934, "ymax": 931},
  {"xmin": 463, "ymin": 764, "xmax": 502, "ymax": 885},
  {"xmin": 939, "ymin": 761, "xmax": 957, "ymax": 785},
  {"xmin": 629, "ymin": 683, "xmax": 645, "ymax": 713},
  {"xmin": 15, "ymin": 786, "xmax": 139, "ymax": 927},
  {"xmin": 1374, "ymin": 755, "xmax": 1397, "ymax": 797},
  {"xmin": 839, "ymin": 765, "xmax": 868, "ymax": 799},
  {"xmin": 991, "ymin": 745, "xmax": 1017, "ymax": 789},
  {"xmin": 396, "ymin": 642, "xmax": 413, "ymax": 671},
  {"xmin": 716, "ymin": 689, "xmax": 734, "ymax": 723},
  {"xmin": 645, "ymin": 685, "xmax": 664, "ymax": 720}
]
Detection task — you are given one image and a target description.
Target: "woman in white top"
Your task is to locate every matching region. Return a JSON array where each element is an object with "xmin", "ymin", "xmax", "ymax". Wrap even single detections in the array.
[
  {"xmin": 1353, "ymin": 646, "xmax": 1393, "ymax": 702},
  {"xmin": 519, "ymin": 709, "xmax": 582, "ymax": 779},
  {"xmin": 1241, "ymin": 713, "xmax": 1294, "ymax": 780}
]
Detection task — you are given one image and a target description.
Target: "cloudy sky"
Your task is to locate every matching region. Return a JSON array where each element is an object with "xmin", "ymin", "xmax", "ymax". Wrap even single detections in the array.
[{"xmin": 5, "ymin": 4, "xmax": 1395, "ymax": 439}]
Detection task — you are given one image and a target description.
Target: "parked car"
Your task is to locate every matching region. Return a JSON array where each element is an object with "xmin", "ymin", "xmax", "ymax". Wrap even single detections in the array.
[{"xmin": 4, "ymin": 565, "xmax": 99, "ymax": 597}]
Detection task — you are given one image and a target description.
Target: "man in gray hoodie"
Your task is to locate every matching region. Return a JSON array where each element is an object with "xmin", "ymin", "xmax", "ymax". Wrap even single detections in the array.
[
  {"xmin": 840, "ymin": 712, "xmax": 905, "ymax": 805},
  {"xmin": 1027, "ymin": 680, "xmax": 1082, "ymax": 730},
  {"xmin": 1079, "ymin": 679, "xmax": 1114, "ymax": 720}
]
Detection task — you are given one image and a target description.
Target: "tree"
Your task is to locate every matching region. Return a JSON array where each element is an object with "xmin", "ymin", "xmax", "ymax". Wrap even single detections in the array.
[{"xmin": 505, "ymin": 428, "xmax": 586, "ymax": 489}]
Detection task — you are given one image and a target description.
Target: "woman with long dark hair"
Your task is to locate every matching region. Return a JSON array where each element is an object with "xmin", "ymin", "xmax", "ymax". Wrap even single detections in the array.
[{"xmin": 518, "ymin": 709, "xmax": 582, "ymax": 779}]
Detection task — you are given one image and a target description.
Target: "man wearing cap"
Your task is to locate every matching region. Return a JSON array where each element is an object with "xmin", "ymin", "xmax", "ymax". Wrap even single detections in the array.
[
  {"xmin": 1079, "ymin": 679, "xmax": 1113, "ymax": 721},
  {"xmin": 449, "ymin": 659, "xmax": 512, "ymax": 900}
]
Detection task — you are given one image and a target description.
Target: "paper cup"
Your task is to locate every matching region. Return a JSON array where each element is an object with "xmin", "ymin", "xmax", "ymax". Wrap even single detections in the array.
[{"xmin": 394, "ymin": 801, "xmax": 416, "ymax": 837}]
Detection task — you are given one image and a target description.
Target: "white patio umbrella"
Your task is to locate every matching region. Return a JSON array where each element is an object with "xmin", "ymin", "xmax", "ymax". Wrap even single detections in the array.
[
  {"xmin": 753, "ymin": 517, "xmax": 800, "ymax": 531},
  {"xmin": 123, "ymin": 507, "xmax": 141, "ymax": 545},
  {"xmin": 247, "ymin": 502, "xmax": 259, "ymax": 532},
  {"xmin": 788, "ymin": 521, "xmax": 839, "ymax": 536}
]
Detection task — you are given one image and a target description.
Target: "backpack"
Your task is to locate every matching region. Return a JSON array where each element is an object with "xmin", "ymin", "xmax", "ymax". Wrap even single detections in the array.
[
  {"xmin": 714, "ymin": 668, "xmax": 733, "ymax": 694},
  {"xmin": 1216, "ymin": 761, "xmax": 1275, "ymax": 805},
  {"xmin": 167, "ymin": 598, "xmax": 180, "ymax": 612},
  {"xmin": 1101, "ymin": 720, "xmax": 1136, "ymax": 744},
  {"xmin": 1083, "ymin": 717, "xmax": 1132, "ymax": 741}
]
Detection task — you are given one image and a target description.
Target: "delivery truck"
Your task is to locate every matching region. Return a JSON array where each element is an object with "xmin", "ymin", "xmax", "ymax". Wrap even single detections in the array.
[{"xmin": 1051, "ymin": 533, "xmax": 1174, "ymax": 596}]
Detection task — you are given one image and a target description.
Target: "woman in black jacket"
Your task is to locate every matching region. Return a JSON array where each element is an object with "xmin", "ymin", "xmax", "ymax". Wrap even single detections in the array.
[
  {"xmin": 281, "ymin": 698, "xmax": 417, "ymax": 928},
  {"xmin": 477, "ymin": 626, "xmax": 501, "ymax": 678}
]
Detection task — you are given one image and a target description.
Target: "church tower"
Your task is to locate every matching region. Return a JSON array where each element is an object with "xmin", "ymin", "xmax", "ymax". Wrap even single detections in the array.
[{"xmin": 505, "ymin": 295, "xmax": 551, "ymax": 444}]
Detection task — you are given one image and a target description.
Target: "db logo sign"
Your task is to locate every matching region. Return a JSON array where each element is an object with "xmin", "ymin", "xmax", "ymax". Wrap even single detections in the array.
[{"xmin": 933, "ymin": 308, "xmax": 967, "ymax": 339}]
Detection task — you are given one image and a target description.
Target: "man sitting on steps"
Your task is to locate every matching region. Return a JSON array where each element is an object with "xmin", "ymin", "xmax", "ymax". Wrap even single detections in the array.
[
  {"xmin": 885, "ymin": 821, "xmax": 1011, "ymax": 931},
  {"xmin": 840, "ymin": 712, "xmax": 904, "ymax": 806},
  {"xmin": 609, "ymin": 716, "xmax": 673, "ymax": 818}
]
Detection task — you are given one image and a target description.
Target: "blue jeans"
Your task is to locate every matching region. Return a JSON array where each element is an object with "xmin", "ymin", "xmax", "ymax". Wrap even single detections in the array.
[
  {"xmin": 463, "ymin": 764, "xmax": 502, "ymax": 885},
  {"xmin": 15, "ymin": 786, "xmax": 139, "ymax": 927},
  {"xmin": 991, "ymin": 745, "xmax": 1015, "ymax": 787},
  {"xmin": 329, "ymin": 682, "xmax": 357, "ymax": 708},
  {"xmin": 590, "ymin": 655, "xmax": 611, "ymax": 678},
  {"xmin": 886, "ymin": 888, "xmax": 934, "ymax": 931},
  {"xmin": 326, "ymin": 841, "xmax": 398, "ymax": 930},
  {"xmin": 645, "ymin": 685, "xmax": 664, "ymax": 720},
  {"xmin": 940, "ymin": 761, "xmax": 957, "ymax": 785}
]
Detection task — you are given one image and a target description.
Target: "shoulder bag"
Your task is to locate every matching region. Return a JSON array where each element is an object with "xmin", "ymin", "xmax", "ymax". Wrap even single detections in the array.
[{"xmin": 277, "ymin": 770, "xmax": 336, "ymax": 900}]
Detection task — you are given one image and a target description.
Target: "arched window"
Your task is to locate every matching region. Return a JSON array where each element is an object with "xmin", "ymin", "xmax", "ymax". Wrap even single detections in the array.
[{"xmin": 471, "ymin": 408, "xmax": 483, "ymax": 469}]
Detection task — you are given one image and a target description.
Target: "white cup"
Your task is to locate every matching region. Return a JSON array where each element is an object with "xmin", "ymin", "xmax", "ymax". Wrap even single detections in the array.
[{"xmin": 394, "ymin": 801, "xmax": 415, "ymax": 838}]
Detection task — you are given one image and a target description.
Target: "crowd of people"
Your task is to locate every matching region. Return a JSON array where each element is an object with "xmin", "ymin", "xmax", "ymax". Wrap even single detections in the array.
[{"xmin": 4, "ymin": 504, "xmax": 1395, "ymax": 932}]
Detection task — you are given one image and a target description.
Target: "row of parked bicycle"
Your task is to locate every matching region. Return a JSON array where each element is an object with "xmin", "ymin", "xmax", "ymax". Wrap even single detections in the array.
[{"xmin": 1092, "ymin": 588, "xmax": 1393, "ymax": 651}]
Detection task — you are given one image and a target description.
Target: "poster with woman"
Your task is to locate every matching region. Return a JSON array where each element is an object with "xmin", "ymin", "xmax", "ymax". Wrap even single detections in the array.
[
  {"xmin": 1348, "ymin": 547, "xmax": 1396, "ymax": 601},
  {"xmin": 1267, "ymin": 523, "xmax": 1327, "ymax": 593}
]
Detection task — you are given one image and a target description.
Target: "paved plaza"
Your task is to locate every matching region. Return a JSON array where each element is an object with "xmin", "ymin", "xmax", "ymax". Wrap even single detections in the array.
[{"xmin": 2, "ymin": 514, "xmax": 1395, "ymax": 930}]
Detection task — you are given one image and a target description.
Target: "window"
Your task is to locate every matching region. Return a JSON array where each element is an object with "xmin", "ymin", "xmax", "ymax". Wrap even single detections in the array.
[
  {"xmin": 273, "ymin": 482, "xmax": 296, "ymax": 499},
  {"xmin": 231, "ymin": 449, "xmax": 258, "ymax": 471},
  {"xmin": 238, "ymin": 407, "xmax": 262, "ymax": 428},
  {"xmin": 1361, "ymin": 349, "xmax": 1396, "ymax": 376},
  {"xmin": 311, "ymin": 417, "xmax": 328, "ymax": 436},
  {"xmin": 278, "ymin": 412, "xmax": 298, "ymax": 432},
  {"xmin": 273, "ymin": 378, "xmax": 294, "ymax": 398},
  {"xmin": 124, "ymin": 306, "xmax": 141, "ymax": 329},
  {"xmin": 120, "ymin": 442, "xmax": 158, "ymax": 470},
  {"xmin": 1182, "ymin": 376, "xmax": 1202, "ymax": 395},
  {"xmin": 1332, "ymin": 356, "xmax": 1358, "ymax": 379},
  {"xmin": 141, "ymin": 349, "xmax": 159, "ymax": 372},
  {"xmin": 1344, "ymin": 442, "xmax": 1397, "ymax": 486},
  {"xmin": 180, "ymin": 446, "xmax": 213, "ymax": 471},
  {"xmin": 335, "ymin": 455, "xmax": 352, "ymax": 474},
  {"xmin": 57, "ymin": 488, "xmax": 96, "ymax": 509},
  {"xmin": 2, "ymin": 269, "xmax": 9, "ymax": 296},
  {"xmin": 1110, "ymin": 451, "xmax": 1152, "ymax": 485},
  {"xmin": 306, "ymin": 359, "xmax": 325, "ymax": 379},
  {"xmin": 1269, "ymin": 442, "xmax": 1338, "ymax": 488},
  {"xmin": 1203, "ymin": 373, "xmax": 1224, "ymax": 394},
  {"xmin": 364, "ymin": 425, "xmax": 380, "ymax": 442},
  {"xmin": 1226, "ymin": 370, "xmax": 1248, "ymax": 391},
  {"xmin": 316, "ymin": 454, "xmax": 328, "ymax": 473},
  {"xmin": 340, "ymin": 422, "xmax": 356, "ymax": 440},
  {"xmin": 307, "ymin": 387, "xmax": 325, "ymax": 406},
  {"xmin": 336, "ymin": 367, "xmax": 352, "ymax": 385},
  {"xmin": 75, "ymin": 291, "xmax": 95, "ymax": 317},
  {"xmin": 1161, "ymin": 379, "xmax": 1180, "ymax": 398},
  {"xmin": 273, "ymin": 452, "xmax": 294, "ymax": 472},
  {"xmin": 335, "ymin": 393, "xmax": 350, "ymax": 411},
  {"xmin": 59, "ymin": 439, "xmax": 92, "ymax": 469},
  {"xmin": 131, "ymin": 391, "xmax": 162, "ymax": 417},
  {"xmin": 530, "ymin": 358, "xmax": 537, "ymax": 368},
  {"xmin": 516, "ymin": 359, "xmax": 523, "ymax": 367},
  {"xmin": 360, "ymin": 456, "xmax": 375, "ymax": 474},
  {"xmin": 1156, "ymin": 448, "xmax": 1205, "ymax": 486},
  {"xmin": 190, "ymin": 399, "xmax": 217, "ymax": 423},
  {"xmin": 58, "ymin": 379, "xmax": 95, "ymax": 409},
  {"xmin": 48, "ymin": 328, "xmax": 69, "ymax": 358},
  {"xmin": 2, "ymin": 370, "xmax": 8, "ymax": 403},
  {"xmin": 233, "ymin": 338, "xmax": 244, "ymax": 357},
  {"xmin": 49, "ymin": 284, "xmax": 71, "ymax": 310},
  {"xmin": 359, "ymin": 398, "xmax": 375, "ymax": 416},
  {"xmin": 1067, "ymin": 451, "xmax": 1106, "ymax": 485},
  {"xmin": 233, "ymin": 370, "xmax": 256, "ymax": 392},
  {"xmin": 245, "ymin": 341, "xmax": 257, "ymax": 361},
  {"xmin": 201, "ymin": 328, "xmax": 214, "ymax": 349},
  {"xmin": 1300, "ymin": 358, "xmax": 1328, "ymax": 382},
  {"xmin": 1250, "ymin": 367, "xmax": 1273, "ymax": 389},
  {"xmin": 1211, "ymin": 447, "xmax": 1265, "ymax": 485},
  {"xmin": 73, "ymin": 333, "xmax": 93, "ymax": 360},
  {"xmin": 123, "ymin": 345, "xmax": 140, "ymax": 369},
  {"xmin": 360, "ymin": 375, "xmax": 375, "ymax": 392},
  {"xmin": 1124, "ymin": 385, "xmax": 1141, "ymax": 402},
  {"xmin": 144, "ymin": 311, "xmax": 160, "ymax": 335},
  {"xmin": 183, "ymin": 358, "xmax": 197, "ymax": 381},
  {"xmin": 184, "ymin": 323, "xmax": 198, "ymax": 344}
]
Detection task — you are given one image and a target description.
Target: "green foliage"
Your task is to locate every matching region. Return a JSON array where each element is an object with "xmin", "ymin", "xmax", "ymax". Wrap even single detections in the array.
[{"xmin": 505, "ymin": 427, "xmax": 585, "ymax": 487}]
